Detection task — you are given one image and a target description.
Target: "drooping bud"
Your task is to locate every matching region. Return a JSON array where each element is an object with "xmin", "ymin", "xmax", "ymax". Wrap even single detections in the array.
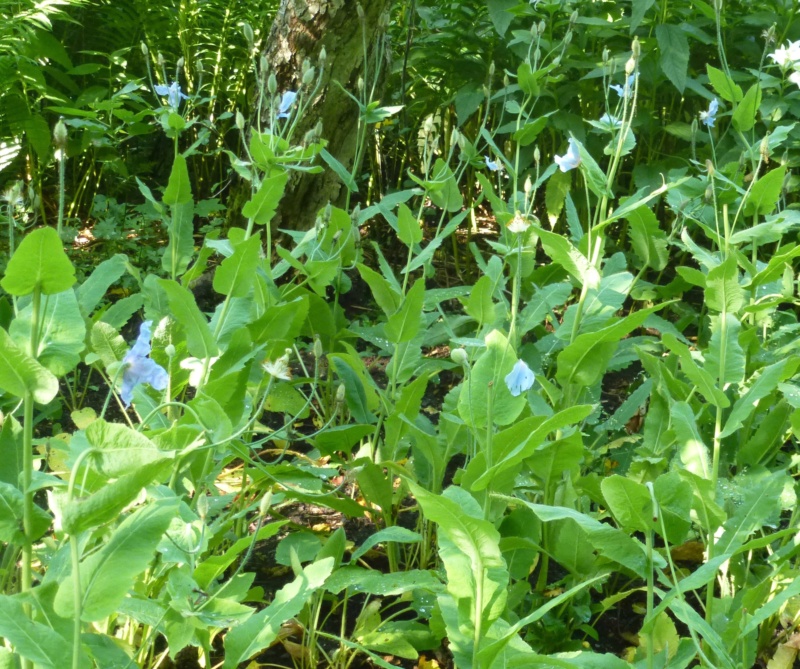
[
  {"xmin": 267, "ymin": 72, "xmax": 277, "ymax": 95},
  {"xmin": 451, "ymin": 348, "xmax": 469, "ymax": 367}
]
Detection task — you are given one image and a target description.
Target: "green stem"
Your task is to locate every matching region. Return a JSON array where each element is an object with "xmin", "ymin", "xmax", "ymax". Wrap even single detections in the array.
[{"xmin": 57, "ymin": 154, "xmax": 65, "ymax": 238}]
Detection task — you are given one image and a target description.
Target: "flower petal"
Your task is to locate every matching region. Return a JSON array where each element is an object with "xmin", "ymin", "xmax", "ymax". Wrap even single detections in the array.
[{"xmin": 505, "ymin": 359, "xmax": 535, "ymax": 397}]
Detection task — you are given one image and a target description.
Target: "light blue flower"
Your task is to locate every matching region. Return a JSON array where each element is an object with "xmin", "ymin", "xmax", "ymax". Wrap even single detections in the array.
[
  {"xmin": 485, "ymin": 155, "xmax": 501, "ymax": 171},
  {"xmin": 277, "ymin": 91, "xmax": 297, "ymax": 119},
  {"xmin": 700, "ymin": 98, "xmax": 719, "ymax": 128},
  {"xmin": 154, "ymin": 81, "xmax": 188, "ymax": 109},
  {"xmin": 505, "ymin": 359, "xmax": 535, "ymax": 397},
  {"xmin": 554, "ymin": 138, "xmax": 581, "ymax": 172},
  {"xmin": 120, "ymin": 321, "xmax": 168, "ymax": 407},
  {"xmin": 609, "ymin": 74, "xmax": 636, "ymax": 99}
]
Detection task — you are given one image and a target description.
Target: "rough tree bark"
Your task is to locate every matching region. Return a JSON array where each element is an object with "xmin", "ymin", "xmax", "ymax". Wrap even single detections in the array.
[{"xmin": 261, "ymin": 0, "xmax": 389, "ymax": 231}]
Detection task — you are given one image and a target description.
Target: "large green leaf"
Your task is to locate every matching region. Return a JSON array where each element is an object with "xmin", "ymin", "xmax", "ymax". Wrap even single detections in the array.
[
  {"xmin": 162, "ymin": 153, "xmax": 192, "ymax": 205},
  {"xmin": 54, "ymin": 499, "xmax": 178, "ymax": 621},
  {"xmin": 704, "ymin": 256, "xmax": 744, "ymax": 313},
  {"xmin": 1, "ymin": 227, "xmax": 76, "ymax": 296},
  {"xmin": 705, "ymin": 314, "xmax": 745, "ymax": 388},
  {"xmin": 742, "ymin": 166, "xmax": 786, "ymax": 217},
  {"xmin": 223, "ymin": 558, "xmax": 334, "ymax": 668},
  {"xmin": 242, "ymin": 170, "xmax": 288, "ymax": 226},
  {"xmin": 0, "ymin": 595, "xmax": 72, "ymax": 668},
  {"xmin": 385, "ymin": 280, "xmax": 424, "ymax": 344},
  {"xmin": 732, "ymin": 84, "xmax": 762, "ymax": 132},
  {"xmin": 158, "ymin": 279, "xmax": 218, "ymax": 359},
  {"xmin": 162, "ymin": 200, "xmax": 195, "ymax": 277},
  {"xmin": 656, "ymin": 24, "xmax": 689, "ymax": 93},
  {"xmin": 0, "ymin": 327, "xmax": 59, "ymax": 403},
  {"xmin": 76, "ymin": 254, "xmax": 128, "ymax": 315},
  {"xmin": 662, "ymin": 333, "xmax": 729, "ymax": 407},
  {"xmin": 83, "ymin": 419, "xmax": 167, "ymax": 477},
  {"xmin": 213, "ymin": 233, "xmax": 261, "ymax": 298},
  {"xmin": 10, "ymin": 289, "xmax": 86, "ymax": 376},
  {"xmin": 458, "ymin": 329, "xmax": 526, "ymax": 428}
]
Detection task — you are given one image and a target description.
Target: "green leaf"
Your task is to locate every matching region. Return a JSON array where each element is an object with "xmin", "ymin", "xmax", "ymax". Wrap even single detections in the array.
[
  {"xmin": 83, "ymin": 419, "xmax": 168, "ymax": 477},
  {"xmin": 704, "ymin": 256, "xmax": 744, "ymax": 313},
  {"xmin": 162, "ymin": 154, "xmax": 192, "ymax": 205},
  {"xmin": 705, "ymin": 314, "xmax": 745, "ymax": 388},
  {"xmin": 223, "ymin": 558, "xmax": 334, "ymax": 669},
  {"xmin": 61, "ymin": 459, "xmax": 172, "ymax": 535},
  {"xmin": 556, "ymin": 305, "xmax": 664, "ymax": 387},
  {"xmin": 385, "ymin": 280, "xmax": 425, "ymax": 344},
  {"xmin": 212, "ymin": 233, "xmax": 261, "ymax": 298},
  {"xmin": 602, "ymin": 475, "xmax": 653, "ymax": 533},
  {"xmin": 458, "ymin": 329, "xmax": 526, "ymax": 428},
  {"xmin": 320, "ymin": 147, "xmax": 358, "ymax": 193},
  {"xmin": 465, "ymin": 275, "xmax": 497, "ymax": 326},
  {"xmin": 742, "ymin": 166, "xmax": 786, "ymax": 217},
  {"xmin": 486, "ymin": 0, "xmax": 516, "ymax": 36},
  {"xmin": 574, "ymin": 137, "xmax": 612, "ymax": 198},
  {"xmin": 0, "ymin": 481, "xmax": 50, "ymax": 544},
  {"xmin": 470, "ymin": 406, "xmax": 593, "ymax": 491},
  {"xmin": 90, "ymin": 321, "xmax": 126, "ymax": 369},
  {"xmin": 0, "ymin": 595, "xmax": 71, "ymax": 668},
  {"xmin": 330, "ymin": 354, "xmax": 376, "ymax": 424},
  {"xmin": 428, "ymin": 159, "xmax": 462, "ymax": 212},
  {"xmin": 0, "ymin": 328, "xmax": 59, "ymax": 403},
  {"xmin": 722, "ymin": 358, "xmax": 799, "ymax": 437},
  {"xmin": 357, "ymin": 264, "xmax": 401, "ymax": 317},
  {"xmin": 162, "ymin": 200, "xmax": 195, "ymax": 277},
  {"xmin": 662, "ymin": 333, "xmax": 729, "ymax": 407},
  {"xmin": 158, "ymin": 279, "xmax": 218, "ymax": 359},
  {"xmin": 672, "ymin": 401, "xmax": 710, "ymax": 479},
  {"xmin": 76, "ymin": 254, "xmax": 128, "ymax": 315},
  {"xmin": 707, "ymin": 64, "xmax": 742, "ymax": 103},
  {"xmin": 536, "ymin": 228, "xmax": 594, "ymax": 284},
  {"xmin": 513, "ymin": 115, "xmax": 549, "ymax": 146},
  {"xmin": 732, "ymin": 84, "xmax": 762, "ymax": 132},
  {"xmin": 630, "ymin": 0, "xmax": 655, "ymax": 32},
  {"xmin": 242, "ymin": 171, "xmax": 289, "ymax": 226},
  {"xmin": 55, "ymin": 499, "xmax": 178, "ymax": 621},
  {"xmin": 350, "ymin": 526, "xmax": 421, "ymax": 563},
  {"xmin": 10, "ymin": 289, "xmax": 85, "ymax": 377},
  {"xmin": 397, "ymin": 203, "xmax": 422, "ymax": 246},
  {"xmin": 626, "ymin": 206, "xmax": 668, "ymax": 271},
  {"xmin": 517, "ymin": 62, "xmax": 540, "ymax": 97},
  {"xmin": 1, "ymin": 227, "xmax": 76, "ymax": 296},
  {"xmin": 656, "ymin": 24, "xmax": 689, "ymax": 93}
]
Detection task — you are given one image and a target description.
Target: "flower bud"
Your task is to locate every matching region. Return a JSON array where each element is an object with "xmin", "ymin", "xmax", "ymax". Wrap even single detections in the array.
[
  {"xmin": 357, "ymin": 76, "xmax": 364, "ymax": 92},
  {"xmin": 157, "ymin": 52, "xmax": 165, "ymax": 67},
  {"xmin": 602, "ymin": 48, "xmax": 610, "ymax": 65},
  {"xmin": 760, "ymin": 133, "xmax": 771, "ymax": 163},
  {"xmin": 564, "ymin": 30, "xmax": 573, "ymax": 46},
  {"xmin": 196, "ymin": 493, "xmax": 209, "ymax": 519},
  {"xmin": 503, "ymin": 74, "xmax": 510, "ymax": 88},
  {"xmin": 570, "ymin": 10, "xmax": 578, "ymax": 25},
  {"xmin": 524, "ymin": 175, "xmax": 532, "ymax": 194},
  {"xmin": 356, "ymin": 3, "xmax": 365, "ymax": 19},
  {"xmin": 335, "ymin": 384, "xmax": 346, "ymax": 405},
  {"xmin": 260, "ymin": 55, "xmax": 268, "ymax": 75},
  {"xmin": 267, "ymin": 72, "xmax": 277, "ymax": 95},
  {"xmin": 319, "ymin": 46, "xmax": 327, "ymax": 63},
  {"xmin": 53, "ymin": 118, "xmax": 68, "ymax": 151},
  {"xmin": 537, "ymin": 20, "xmax": 546, "ymax": 35},
  {"xmin": 624, "ymin": 56, "xmax": 636, "ymax": 76},
  {"xmin": 451, "ymin": 347, "xmax": 469, "ymax": 367},
  {"xmin": 302, "ymin": 66, "xmax": 315, "ymax": 85},
  {"xmin": 631, "ymin": 37, "xmax": 641, "ymax": 61},
  {"xmin": 705, "ymin": 159, "xmax": 715, "ymax": 176},
  {"xmin": 141, "ymin": 42, "xmax": 149, "ymax": 57},
  {"xmin": 176, "ymin": 56, "xmax": 185, "ymax": 71},
  {"xmin": 489, "ymin": 61, "xmax": 495, "ymax": 77},
  {"xmin": 165, "ymin": 344, "xmax": 176, "ymax": 358},
  {"xmin": 259, "ymin": 490, "xmax": 273, "ymax": 516},
  {"xmin": 533, "ymin": 146, "xmax": 541, "ymax": 163},
  {"xmin": 235, "ymin": 109, "xmax": 245, "ymax": 131},
  {"xmin": 243, "ymin": 22, "xmax": 254, "ymax": 46},
  {"xmin": 313, "ymin": 335, "xmax": 323, "ymax": 359}
]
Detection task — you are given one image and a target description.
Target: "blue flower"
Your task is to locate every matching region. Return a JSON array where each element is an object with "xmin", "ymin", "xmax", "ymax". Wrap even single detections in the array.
[
  {"xmin": 277, "ymin": 91, "xmax": 297, "ymax": 119},
  {"xmin": 505, "ymin": 359, "xmax": 535, "ymax": 397},
  {"xmin": 609, "ymin": 74, "xmax": 636, "ymax": 99},
  {"xmin": 554, "ymin": 138, "xmax": 581, "ymax": 172},
  {"xmin": 485, "ymin": 155, "xmax": 501, "ymax": 171},
  {"xmin": 700, "ymin": 98, "xmax": 719, "ymax": 128},
  {"xmin": 154, "ymin": 82, "xmax": 189, "ymax": 109},
  {"xmin": 120, "ymin": 321, "xmax": 168, "ymax": 407}
]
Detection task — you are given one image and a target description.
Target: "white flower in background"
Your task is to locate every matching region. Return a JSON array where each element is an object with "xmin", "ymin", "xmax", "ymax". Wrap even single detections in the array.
[
  {"xmin": 769, "ymin": 40, "xmax": 800, "ymax": 69},
  {"xmin": 554, "ymin": 137, "xmax": 581, "ymax": 172},
  {"xmin": 505, "ymin": 359, "xmax": 535, "ymax": 397},
  {"xmin": 790, "ymin": 71, "xmax": 800, "ymax": 88},
  {"xmin": 263, "ymin": 350, "xmax": 293, "ymax": 380},
  {"xmin": 507, "ymin": 211, "xmax": 531, "ymax": 234}
]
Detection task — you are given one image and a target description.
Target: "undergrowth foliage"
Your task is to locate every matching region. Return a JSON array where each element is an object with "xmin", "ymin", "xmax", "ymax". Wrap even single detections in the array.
[{"xmin": 2, "ymin": 0, "xmax": 800, "ymax": 668}]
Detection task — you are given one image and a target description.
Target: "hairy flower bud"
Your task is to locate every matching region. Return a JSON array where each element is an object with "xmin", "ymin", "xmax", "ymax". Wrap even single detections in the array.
[
  {"xmin": 319, "ymin": 46, "xmax": 327, "ymax": 63},
  {"xmin": 302, "ymin": 66, "xmax": 315, "ymax": 86},
  {"xmin": 335, "ymin": 384, "xmax": 346, "ymax": 405},
  {"xmin": 235, "ymin": 109, "xmax": 245, "ymax": 131},
  {"xmin": 356, "ymin": 3, "xmax": 365, "ymax": 19},
  {"xmin": 533, "ymin": 146, "xmax": 541, "ymax": 164},
  {"xmin": 176, "ymin": 56, "xmax": 185, "ymax": 71},
  {"xmin": 451, "ymin": 348, "xmax": 469, "ymax": 367},
  {"xmin": 760, "ymin": 133, "xmax": 771, "ymax": 163},
  {"xmin": 631, "ymin": 37, "xmax": 641, "ymax": 61},
  {"xmin": 259, "ymin": 491, "xmax": 273, "ymax": 516},
  {"xmin": 196, "ymin": 493, "xmax": 209, "ymax": 519},
  {"xmin": 53, "ymin": 118, "xmax": 68, "ymax": 151},
  {"xmin": 141, "ymin": 42, "xmax": 149, "ymax": 57},
  {"xmin": 624, "ymin": 56, "xmax": 636, "ymax": 76},
  {"xmin": 243, "ymin": 22, "xmax": 254, "ymax": 47},
  {"xmin": 267, "ymin": 72, "xmax": 277, "ymax": 95},
  {"xmin": 157, "ymin": 52, "xmax": 165, "ymax": 67}
]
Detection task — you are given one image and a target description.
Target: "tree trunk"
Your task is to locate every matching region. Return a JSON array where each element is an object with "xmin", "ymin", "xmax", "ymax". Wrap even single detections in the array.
[{"xmin": 261, "ymin": 0, "xmax": 389, "ymax": 231}]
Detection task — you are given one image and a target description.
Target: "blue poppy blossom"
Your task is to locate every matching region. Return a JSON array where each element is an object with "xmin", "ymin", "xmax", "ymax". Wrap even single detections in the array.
[
  {"xmin": 609, "ymin": 74, "xmax": 636, "ymax": 99},
  {"xmin": 485, "ymin": 156, "xmax": 501, "ymax": 171},
  {"xmin": 554, "ymin": 138, "xmax": 581, "ymax": 172},
  {"xmin": 505, "ymin": 359, "xmax": 535, "ymax": 397},
  {"xmin": 155, "ymin": 82, "xmax": 189, "ymax": 109},
  {"xmin": 120, "ymin": 321, "xmax": 168, "ymax": 407},
  {"xmin": 277, "ymin": 91, "xmax": 297, "ymax": 118},
  {"xmin": 700, "ymin": 98, "xmax": 719, "ymax": 128}
]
